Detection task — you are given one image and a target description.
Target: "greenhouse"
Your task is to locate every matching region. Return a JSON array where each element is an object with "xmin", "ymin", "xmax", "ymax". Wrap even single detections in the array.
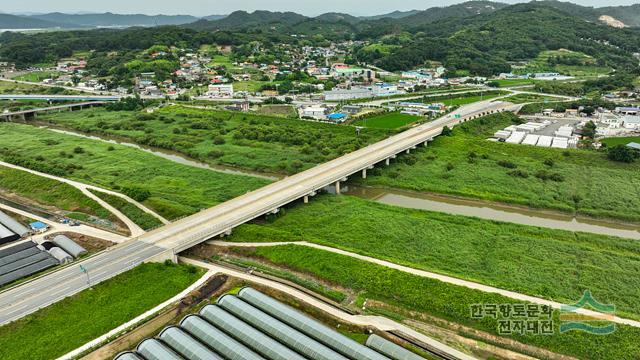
[{"xmin": 115, "ymin": 288, "xmax": 429, "ymax": 360}]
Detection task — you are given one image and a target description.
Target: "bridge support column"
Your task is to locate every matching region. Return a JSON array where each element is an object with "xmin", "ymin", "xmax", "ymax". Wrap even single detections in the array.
[
  {"xmin": 304, "ymin": 195, "xmax": 309, "ymax": 204},
  {"xmin": 385, "ymin": 158, "xmax": 390, "ymax": 166},
  {"xmin": 362, "ymin": 168, "xmax": 367, "ymax": 179},
  {"xmin": 406, "ymin": 149, "xmax": 411, "ymax": 154},
  {"xmin": 335, "ymin": 181, "xmax": 341, "ymax": 195}
]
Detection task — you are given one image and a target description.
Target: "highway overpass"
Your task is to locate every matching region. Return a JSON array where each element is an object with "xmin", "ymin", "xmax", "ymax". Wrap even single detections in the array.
[
  {"xmin": 0, "ymin": 101, "xmax": 106, "ymax": 121},
  {"xmin": 0, "ymin": 94, "xmax": 120, "ymax": 101},
  {"xmin": 0, "ymin": 99, "xmax": 519, "ymax": 325}
]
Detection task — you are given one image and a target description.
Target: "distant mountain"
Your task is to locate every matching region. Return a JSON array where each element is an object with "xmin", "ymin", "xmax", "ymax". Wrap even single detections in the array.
[
  {"xmin": 401, "ymin": 1, "xmax": 509, "ymax": 27},
  {"xmin": 361, "ymin": 10, "xmax": 420, "ymax": 20},
  {"xmin": 315, "ymin": 13, "xmax": 361, "ymax": 24},
  {"xmin": 189, "ymin": 10, "xmax": 308, "ymax": 30},
  {"xmin": 0, "ymin": 13, "xmax": 76, "ymax": 29},
  {"xmin": 28, "ymin": 12, "xmax": 198, "ymax": 27},
  {"xmin": 202, "ymin": 15, "xmax": 226, "ymax": 21}
]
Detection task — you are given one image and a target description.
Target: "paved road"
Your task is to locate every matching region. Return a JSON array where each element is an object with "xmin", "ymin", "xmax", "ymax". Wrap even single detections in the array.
[
  {"xmin": 213, "ymin": 241, "xmax": 640, "ymax": 329},
  {"xmin": 181, "ymin": 258, "xmax": 477, "ymax": 360},
  {"xmin": 0, "ymin": 99, "xmax": 517, "ymax": 325},
  {"xmin": 0, "ymin": 240, "xmax": 166, "ymax": 325}
]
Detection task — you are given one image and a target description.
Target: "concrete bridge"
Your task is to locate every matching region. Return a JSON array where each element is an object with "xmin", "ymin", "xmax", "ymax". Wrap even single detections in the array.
[
  {"xmin": 0, "ymin": 99, "xmax": 519, "ymax": 325},
  {"xmin": 0, "ymin": 101, "xmax": 106, "ymax": 122}
]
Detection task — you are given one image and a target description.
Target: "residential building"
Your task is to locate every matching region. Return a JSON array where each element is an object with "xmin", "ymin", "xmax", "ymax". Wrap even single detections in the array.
[{"xmin": 207, "ymin": 84, "xmax": 234, "ymax": 98}]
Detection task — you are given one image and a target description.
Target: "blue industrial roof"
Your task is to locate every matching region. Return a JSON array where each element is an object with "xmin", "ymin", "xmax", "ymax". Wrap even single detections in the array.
[{"xmin": 30, "ymin": 222, "xmax": 48, "ymax": 230}]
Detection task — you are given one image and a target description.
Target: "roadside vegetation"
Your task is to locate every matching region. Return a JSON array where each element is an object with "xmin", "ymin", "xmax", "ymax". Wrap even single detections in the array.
[
  {"xmin": 0, "ymin": 123, "xmax": 270, "ymax": 219},
  {"xmin": 36, "ymin": 105, "xmax": 390, "ymax": 174},
  {"xmin": 228, "ymin": 195, "xmax": 640, "ymax": 320},
  {"xmin": 421, "ymin": 90, "xmax": 506, "ymax": 106},
  {"xmin": 226, "ymin": 244, "xmax": 640, "ymax": 360},
  {"xmin": 89, "ymin": 189, "xmax": 164, "ymax": 230},
  {"xmin": 0, "ymin": 262, "xmax": 202, "ymax": 360},
  {"xmin": 359, "ymin": 112, "xmax": 640, "ymax": 222},
  {"xmin": 601, "ymin": 136, "xmax": 640, "ymax": 147},
  {"xmin": 502, "ymin": 93, "xmax": 562, "ymax": 104},
  {"xmin": 0, "ymin": 165, "xmax": 115, "ymax": 223}
]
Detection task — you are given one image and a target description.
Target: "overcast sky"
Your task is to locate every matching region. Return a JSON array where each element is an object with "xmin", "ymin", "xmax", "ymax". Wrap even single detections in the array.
[{"xmin": 4, "ymin": 0, "xmax": 639, "ymax": 17}]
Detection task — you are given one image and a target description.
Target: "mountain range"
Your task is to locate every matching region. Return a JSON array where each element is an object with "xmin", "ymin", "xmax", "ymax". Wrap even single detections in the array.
[{"xmin": 2, "ymin": 1, "xmax": 640, "ymax": 30}]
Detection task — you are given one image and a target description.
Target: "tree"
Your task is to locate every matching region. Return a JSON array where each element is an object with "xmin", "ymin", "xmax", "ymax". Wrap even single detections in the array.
[
  {"xmin": 607, "ymin": 145, "xmax": 638, "ymax": 163},
  {"xmin": 582, "ymin": 121, "xmax": 597, "ymax": 140}
]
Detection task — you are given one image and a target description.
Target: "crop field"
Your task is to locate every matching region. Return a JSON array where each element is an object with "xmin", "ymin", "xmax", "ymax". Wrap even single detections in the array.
[
  {"xmin": 0, "ymin": 165, "xmax": 114, "ymax": 223},
  {"xmin": 353, "ymin": 112, "xmax": 422, "ymax": 129},
  {"xmin": 514, "ymin": 50, "xmax": 612, "ymax": 77},
  {"xmin": 490, "ymin": 78, "xmax": 536, "ymax": 87},
  {"xmin": 227, "ymin": 244, "xmax": 640, "ymax": 360},
  {"xmin": 0, "ymin": 123, "xmax": 270, "ymax": 219},
  {"xmin": 89, "ymin": 190, "xmax": 164, "ymax": 230},
  {"xmin": 0, "ymin": 262, "xmax": 203, "ymax": 360},
  {"xmin": 36, "ymin": 105, "xmax": 390, "ymax": 174},
  {"xmin": 359, "ymin": 112, "xmax": 640, "ymax": 222},
  {"xmin": 13, "ymin": 71, "xmax": 61, "ymax": 83},
  {"xmin": 228, "ymin": 195, "xmax": 640, "ymax": 320}
]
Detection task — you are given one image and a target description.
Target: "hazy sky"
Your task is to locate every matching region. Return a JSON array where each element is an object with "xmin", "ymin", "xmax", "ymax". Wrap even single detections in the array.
[{"xmin": 3, "ymin": 0, "xmax": 639, "ymax": 16}]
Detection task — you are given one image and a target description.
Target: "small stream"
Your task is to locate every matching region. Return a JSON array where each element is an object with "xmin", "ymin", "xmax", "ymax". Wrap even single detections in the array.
[
  {"xmin": 41, "ymin": 127, "xmax": 282, "ymax": 181},
  {"xmin": 344, "ymin": 185, "xmax": 640, "ymax": 240}
]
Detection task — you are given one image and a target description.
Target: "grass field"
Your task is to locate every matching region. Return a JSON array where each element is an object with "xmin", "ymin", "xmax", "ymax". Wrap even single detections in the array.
[
  {"xmin": 601, "ymin": 136, "xmax": 640, "ymax": 147},
  {"xmin": 422, "ymin": 91, "xmax": 506, "ymax": 106},
  {"xmin": 36, "ymin": 105, "xmax": 390, "ymax": 174},
  {"xmin": 502, "ymin": 93, "xmax": 563, "ymax": 104},
  {"xmin": 353, "ymin": 112, "xmax": 422, "ymax": 129},
  {"xmin": 227, "ymin": 244, "xmax": 640, "ymax": 360},
  {"xmin": 89, "ymin": 189, "xmax": 164, "ymax": 230},
  {"xmin": 0, "ymin": 165, "xmax": 114, "ymax": 222},
  {"xmin": 0, "ymin": 123, "xmax": 270, "ymax": 220},
  {"xmin": 0, "ymin": 81, "xmax": 78, "ymax": 95},
  {"xmin": 228, "ymin": 195, "xmax": 640, "ymax": 320},
  {"xmin": 13, "ymin": 71, "xmax": 61, "ymax": 83},
  {"xmin": 360, "ymin": 112, "xmax": 640, "ymax": 222},
  {"xmin": 490, "ymin": 79, "xmax": 536, "ymax": 87},
  {"xmin": 0, "ymin": 262, "xmax": 203, "ymax": 360}
]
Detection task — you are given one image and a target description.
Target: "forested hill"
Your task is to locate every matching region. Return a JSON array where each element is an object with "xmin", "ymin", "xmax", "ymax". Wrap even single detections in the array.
[{"xmin": 359, "ymin": 3, "xmax": 640, "ymax": 75}]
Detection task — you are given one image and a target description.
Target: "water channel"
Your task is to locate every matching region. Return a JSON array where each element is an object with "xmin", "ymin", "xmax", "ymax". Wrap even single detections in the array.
[{"xmin": 344, "ymin": 185, "xmax": 640, "ymax": 240}]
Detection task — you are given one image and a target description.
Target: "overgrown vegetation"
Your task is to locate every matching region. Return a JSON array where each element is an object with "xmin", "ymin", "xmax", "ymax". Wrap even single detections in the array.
[
  {"xmin": 228, "ymin": 244, "xmax": 640, "ymax": 360},
  {"xmin": 360, "ymin": 112, "xmax": 640, "ymax": 222},
  {"xmin": 89, "ymin": 189, "xmax": 163, "ymax": 230},
  {"xmin": 0, "ymin": 165, "xmax": 114, "ymax": 222},
  {"xmin": 228, "ymin": 195, "xmax": 640, "ymax": 320},
  {"xmin": 0, "ymin": 123, "xmax": 270, "ymax": 219},
  {"xmin": 37, "ymin": 106, "xmax": 390, "ymax": 174},
  {"xmin": 0, "ymin": 262, "xmax": 202, "ymax": 360}
]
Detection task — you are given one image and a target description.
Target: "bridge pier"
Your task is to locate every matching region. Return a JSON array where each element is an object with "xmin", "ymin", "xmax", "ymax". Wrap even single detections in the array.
[
  {"xmin": 304, "ymin": 195, "xmax": 309, "ymax": 204},
  {"xmin": 335, "ymin": 181, "xmax": 341, "ymax": 195},
  {"xmin": 362, "ymin": 169, "xmax": 367, "ymax": 179},
  {"xmin": 385, "ymin": 158, "xmax": 390, "ymax": 166}
]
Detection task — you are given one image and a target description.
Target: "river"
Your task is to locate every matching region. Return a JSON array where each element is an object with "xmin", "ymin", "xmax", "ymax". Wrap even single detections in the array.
[{"xmin": 344, "ymin": 185, "xmax": 640, "ymax": 240}]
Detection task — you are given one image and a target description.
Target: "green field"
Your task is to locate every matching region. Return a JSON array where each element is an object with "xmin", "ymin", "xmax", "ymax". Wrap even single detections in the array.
[
  {"xmin": 13, "ymin": 71, "xmax": 61, "ymax": 83},
  {"xmin": 502, "ymin": 93, "xmax": 563, "ymax": 104},
  {"xmin": 360, "ymin": 112, "xmax": 640, "ymax": 222},
  {"xmin": 353, "ymin": 112, "xmax": 422, "ymax": 129},
  {"xmin": 0, "ymin": 81, "xmax": 78, "ymax": 95},
  {"xmin": 227, "ymin": 245, "xmax": 640, "ymax": 360},
  {"xmin": 0, "ymin": 123, "xmax": 270, "ymax": 219},
  {"xmin": 422, "ymin": 91, "xmax": 506, "ymax": 106},
  {"xmin": 229, "ymin": 195, "xmax": 640, "ymax": 320},
  {"xmin": 36, "ymin": 106, "xmax": 390, "ymax": 174},
  {"xmin": 0, "ymin": 262, "xmax": 203, "ymax": 360},
  {"xmin": 89, "ymin": 189, "xmax": 164, "ymax": 230},
  {"xmin": 601, "ymin": 137, "xmax": 640, "ymax": 147},
  {"xmin": 0, "ymin": 165, "xmax": 114, "ymax": 223},
  {"xmin": 490, "ymin": 78, "xmax": 536, "ymax": 87}
]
